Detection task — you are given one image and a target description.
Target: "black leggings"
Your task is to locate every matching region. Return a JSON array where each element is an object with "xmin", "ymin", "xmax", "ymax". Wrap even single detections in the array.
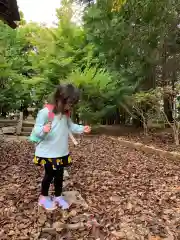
[{"xmin": 41, "ymin": 162, "xmax": 64, "ymax": 197}]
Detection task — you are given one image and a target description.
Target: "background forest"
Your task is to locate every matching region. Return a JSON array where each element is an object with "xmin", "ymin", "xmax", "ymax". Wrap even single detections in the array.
[{"xmin": 1, "ymin": 0, "xmax": 180, "ymax": 134}]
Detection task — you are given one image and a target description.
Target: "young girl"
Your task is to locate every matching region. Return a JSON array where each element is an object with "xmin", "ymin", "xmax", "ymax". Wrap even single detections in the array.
[{"xmin": 32, "ymin": 84, "xmax": 91, "ymax": 210}]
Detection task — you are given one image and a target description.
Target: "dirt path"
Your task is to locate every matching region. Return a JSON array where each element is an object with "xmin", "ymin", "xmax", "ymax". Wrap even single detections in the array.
[{"xmin": 0, "ymin": 136, "xmax": 179, "ymax": 239}]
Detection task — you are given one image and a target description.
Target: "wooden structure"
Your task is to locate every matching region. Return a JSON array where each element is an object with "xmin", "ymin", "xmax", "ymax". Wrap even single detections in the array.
[{"xmin": 0, "ymin": 0, "xmax": 20, "ymax": 28}]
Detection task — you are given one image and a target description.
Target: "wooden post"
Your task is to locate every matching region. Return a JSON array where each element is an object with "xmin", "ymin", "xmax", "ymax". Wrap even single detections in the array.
[
  {"xmin": 0, "ymin": 127, "xmax": 4, "ymax": 142},
  {"xmin": 16, "ymin": 112, "xmax": 23, "ymax": 135},
  {"xmin": 27, "ymin": 107, "xmax": 35, "ymax": 122}
]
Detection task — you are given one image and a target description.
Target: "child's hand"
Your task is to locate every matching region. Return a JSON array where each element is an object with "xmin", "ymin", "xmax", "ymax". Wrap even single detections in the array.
[
  {"xmin": 43, "ymin": 123, "xmax": 51, "ymax": 133},
  {"xmin": 84, "ymin": 125, "xmax": 91, "ymax": 133}
]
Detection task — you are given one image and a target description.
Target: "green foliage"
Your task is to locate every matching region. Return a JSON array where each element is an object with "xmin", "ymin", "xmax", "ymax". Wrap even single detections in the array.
[
  {"xmin": 1, "ymin": 0, "xmax": 180, "ymax": 127},
  {"xmin": 68, "ymin": 67, "xmax": 134, "ymax": 123},
  {"xmin": 83, "ymin": 0, "xmax": 180, "ymax": 90},
  {"xmin": 132, "ymin": 90, "xmax": 160, "ymax": 112},
  {"xmin": 69, "ymin": 67, "xmax": 115, "ymax": 123},
  {"xmin": 0, "ymin": 21, "xmax": 33, "ymax": 114}
]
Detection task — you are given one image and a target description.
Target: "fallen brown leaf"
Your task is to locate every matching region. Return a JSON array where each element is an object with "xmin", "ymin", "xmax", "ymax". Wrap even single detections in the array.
[{"xmin": 0, "ymin": 136, "xmax": 179, "ymax": 239}]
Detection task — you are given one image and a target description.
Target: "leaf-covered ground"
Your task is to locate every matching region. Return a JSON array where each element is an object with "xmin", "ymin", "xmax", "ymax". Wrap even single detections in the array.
[
  {"xmin": 95, "ymin": 125, "xmax": 180, "ymax": 152},
  {"xmin": 122, "ymin": 130, "xmax": 180, "ymax": 152},
  {"xmin": 0, "ymin": 136, "xmax": 179, "ymax": 240}
]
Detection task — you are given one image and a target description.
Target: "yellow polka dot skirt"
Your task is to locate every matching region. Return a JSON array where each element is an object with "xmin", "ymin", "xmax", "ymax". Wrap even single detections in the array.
[{"xmin": 33, "ymin": 155, "xmax": 72, "ymax": 169}]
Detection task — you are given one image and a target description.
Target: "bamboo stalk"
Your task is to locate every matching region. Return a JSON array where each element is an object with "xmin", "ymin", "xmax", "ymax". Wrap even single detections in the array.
[{"xmin": 68, "ymin": 131, "xmax": 78, "ymax": 146}]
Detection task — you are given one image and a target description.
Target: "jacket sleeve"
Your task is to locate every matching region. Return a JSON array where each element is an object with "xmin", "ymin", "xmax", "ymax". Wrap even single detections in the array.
[
  {"xmin": 33, "ymin": 108, "xmax": 48, "ymax": 138},
  {"xmin": 67, "ymin": 118, "xmax": 84, "ymax": 134}
]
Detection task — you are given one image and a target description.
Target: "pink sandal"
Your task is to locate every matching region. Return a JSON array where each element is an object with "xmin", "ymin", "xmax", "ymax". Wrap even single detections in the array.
[
  {"xmin": 54, "ymin": 196, "xmax": 69, "ymax": 210},
  {"xmin": 38, "ymin": 196, "xmax": 57, "ymax": 211}
]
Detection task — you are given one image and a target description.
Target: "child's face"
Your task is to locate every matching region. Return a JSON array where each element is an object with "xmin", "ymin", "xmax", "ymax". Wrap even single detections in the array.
[
  {"xmin": 56, "ymin": 99, "xmax": 72, "ymax": 113},
  {"xmin": 64, "ymin": 102, "xmax": 72, "ymax": 111}
]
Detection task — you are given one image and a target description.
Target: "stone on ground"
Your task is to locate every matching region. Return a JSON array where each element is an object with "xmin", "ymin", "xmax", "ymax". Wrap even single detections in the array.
[
  {"xmin": 64, "ymin": 169, "xmax": 69, "ymax": 179},
  {"xmin": 63, "ymin": 191, "xmax": 89, "ymax": 209}
]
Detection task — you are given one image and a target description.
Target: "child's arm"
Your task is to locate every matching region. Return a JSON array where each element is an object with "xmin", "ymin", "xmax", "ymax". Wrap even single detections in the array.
[
  {"xmin": 33, "ymin": 108, "xmax": 48, "ymax": 138},
  {"xmin": 67, "ymin": 118, "xmax": 91, "ymax": 134},
  {"xmin": 67, "ymin": 118, "xmax": 85, "ymax": 134}
]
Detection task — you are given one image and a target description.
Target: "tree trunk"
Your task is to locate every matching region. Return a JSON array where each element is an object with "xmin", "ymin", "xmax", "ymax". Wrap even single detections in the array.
[
  {"xmin": 132, "ymin": 115, "xmax": 143, "ymax": 128},
  {"xmin": 115, "ymin": 108, "xmax": 121, "ymax": 124},
  {"xmin": 161, "ymin": 41, "xmax": 173, "ymax": 123},
  {"xmin": 163, "ymin": 97, "xmax": 173, "ymax": 123},
  {"xmin": 142, "ymin": 64, "xmax": 156, "ymax": 90},
  {"xmin": 119, "ymin": 107, "xmax": 126, "ymax": 124}
]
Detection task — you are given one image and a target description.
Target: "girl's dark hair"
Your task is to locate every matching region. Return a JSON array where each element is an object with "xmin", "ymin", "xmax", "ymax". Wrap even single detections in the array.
[{"xmin": 52, "ymin": 83, "xmax": 80, "ymax": 114}]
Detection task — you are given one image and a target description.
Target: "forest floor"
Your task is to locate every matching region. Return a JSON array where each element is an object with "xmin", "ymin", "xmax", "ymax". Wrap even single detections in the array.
[
  {"xmin": 122, "ymin": 130, "xmax": 180, "ymax": 153},
  {"xmin": 94, "ymin": 125, "xmax": 180, "ymax": 152},
  {"xmin": 0, "ymin": 134, "xmax": 180, "ymax": 240}
]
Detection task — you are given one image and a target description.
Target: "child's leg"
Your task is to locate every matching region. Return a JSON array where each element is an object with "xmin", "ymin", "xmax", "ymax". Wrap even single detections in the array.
[
  {"xmin": 41, "ymin": 162, "xmax": 54, "ymax": 196},
  {"xmin": 39, "ymin": 162, "xmax": 56, "ymax": 210},
  {"xmin": 54, "ymin": 167, "xmax": 64, "ymax": 197},
  {"xmin": 53, "ymin": 167, "xmax": 69, "ymax": 209}
]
